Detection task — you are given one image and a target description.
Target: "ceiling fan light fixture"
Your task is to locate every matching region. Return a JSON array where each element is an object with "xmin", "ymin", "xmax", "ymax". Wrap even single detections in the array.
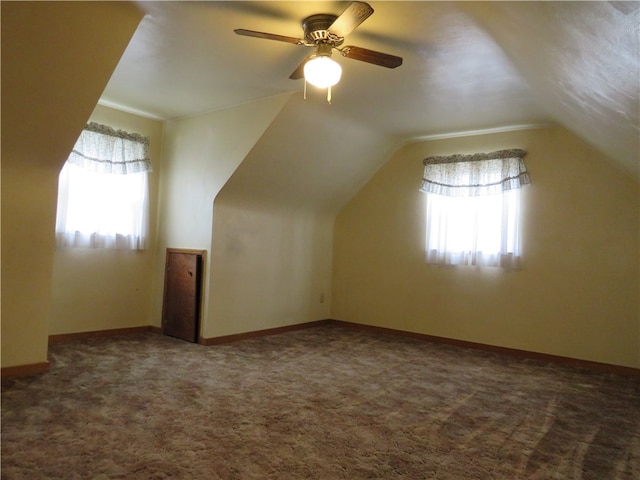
[
  {"xmin": 304, "ymin": 55, "xmax": 342, "ymax": 88},
  {"xmin": 234, "ymin": 1, "xmax": 403, "ymax": 102}
]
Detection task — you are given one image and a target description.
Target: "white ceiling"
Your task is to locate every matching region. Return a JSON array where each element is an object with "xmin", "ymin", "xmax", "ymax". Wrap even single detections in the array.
[{"xmin": 101, "ymin": 1, "xmax": 639, "ymax": 179}]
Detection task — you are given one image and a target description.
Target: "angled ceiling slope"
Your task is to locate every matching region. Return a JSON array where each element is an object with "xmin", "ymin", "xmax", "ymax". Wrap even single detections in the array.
[
  {"xmin": 216, "ymin": 94, "xmax": 399, "ymax": 213},
  {"xmin": 460, "ymin": 1, "xmax": 640, "ymax": 179},
  {"xmin": 103, "ymin": 2, "xmax": 639, "ymax": 179}
]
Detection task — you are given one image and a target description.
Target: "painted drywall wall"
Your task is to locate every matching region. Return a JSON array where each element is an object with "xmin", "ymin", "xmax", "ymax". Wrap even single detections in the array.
[
  {"xmin": 2, "ymin": 161, "xmax": 63, "ymax": 366},
  {"xmin": 207, "ymin": 197, "xmax": 333, "ymax": 338},
  {"xmin": 332, "ymin": 126, "xmax": 640, "ymax": 368},
  {"xmin": 1, "ymin": 2, "xmax": 143, "ymax": 367},
  {"xmin": 152, "ymin": 94, "xmax": 292, "ymax": 333},
  {"xmin": 204, "ymin": 95, "xmax": 399, "ymax": 340},
  {"xmin": 49, "ymin": 105, "xmax": 164, "ymax": 335}
]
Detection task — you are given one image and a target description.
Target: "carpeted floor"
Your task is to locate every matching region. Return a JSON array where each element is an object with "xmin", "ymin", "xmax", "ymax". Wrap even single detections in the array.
[{"xmin": 2, "ymin": 324, "xmax": 639, "ymax": 479}]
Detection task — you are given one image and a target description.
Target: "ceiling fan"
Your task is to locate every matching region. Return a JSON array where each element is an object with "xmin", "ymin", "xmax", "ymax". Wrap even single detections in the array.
[{"xmin": 234, "ymin": 1, "xmax": 403, "ymax": 102}]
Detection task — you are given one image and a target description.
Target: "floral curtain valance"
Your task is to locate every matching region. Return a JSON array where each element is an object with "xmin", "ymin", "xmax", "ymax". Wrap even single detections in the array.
[
  {"xmin": 420, "ymin": 149, "xmax": 529, "ymax": 197},
  {"xmin": 68, "ymin": 122, "xmax": 152, "ymax": 174}
]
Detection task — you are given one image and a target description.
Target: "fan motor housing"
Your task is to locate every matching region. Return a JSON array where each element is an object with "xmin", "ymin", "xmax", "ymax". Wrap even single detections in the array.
[{"xmin": 302, "ymin": 14, "xmax": 343, "ymax": 45}]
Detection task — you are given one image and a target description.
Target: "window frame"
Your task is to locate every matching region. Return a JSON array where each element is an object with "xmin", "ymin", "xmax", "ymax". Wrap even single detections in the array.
[
  {"xmin": 420, "ymin": 149, "xmax": 529, "ymax": 269},
  {"xmin": 55, "ymin": 122, "xmax": 152, "ymax": 250}
]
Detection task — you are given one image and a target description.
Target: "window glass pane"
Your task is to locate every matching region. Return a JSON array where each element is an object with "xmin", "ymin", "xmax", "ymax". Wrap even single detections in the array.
[
  {"xmin": 425, "ymin": 189, "xmax": 521, "ymax": 268},
  {"xmin": 56, "ymin": 162, "xmax": 148, "ymax": 250}
]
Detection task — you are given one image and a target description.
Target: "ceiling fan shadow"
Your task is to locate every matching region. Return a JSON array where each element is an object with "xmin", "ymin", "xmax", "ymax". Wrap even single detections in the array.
[
  {"xmin": 354, "ymin": 30, "xmax": 436, "ymax": 58},
  {"xmin": 208, "ymin": 1, "xmax": 295, "ymax": 22}
]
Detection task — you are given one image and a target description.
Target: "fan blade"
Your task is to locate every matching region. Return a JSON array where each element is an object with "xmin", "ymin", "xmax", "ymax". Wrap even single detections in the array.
[
  {"xmin": 340, "ymin": 45, "xmax": 403, "ymax": 68},
  {"xmin": 289, "ymin": 55, "xmax": 312, "ymax": 80},
  {"xmin": 234, "ymin": 29, "xmax": 304, "ymax": 45},
  {"xmin": 328, "ymin": 2, "xmax": 374, "ymax": 38}
]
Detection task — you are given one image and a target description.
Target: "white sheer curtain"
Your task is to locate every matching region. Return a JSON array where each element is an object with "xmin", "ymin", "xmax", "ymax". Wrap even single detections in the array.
[
  {"xmin": 55, "ymin": 123, "xmax": 151, "ymax": 250},
  {"xmin": 420, "ymin": 149, "xmax": 529, "ymax": 268}
]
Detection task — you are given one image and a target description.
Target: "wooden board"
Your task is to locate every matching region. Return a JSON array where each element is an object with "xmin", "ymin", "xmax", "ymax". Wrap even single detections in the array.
[{"xmin": 161, "ymin": 249, "xmax": 204, "ymax": 343}]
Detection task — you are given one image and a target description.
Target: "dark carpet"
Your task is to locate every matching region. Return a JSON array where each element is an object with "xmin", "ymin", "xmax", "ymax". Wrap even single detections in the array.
[{"xmin": 2, "ymin": 324, "xmax": 639, "ymax": 479}]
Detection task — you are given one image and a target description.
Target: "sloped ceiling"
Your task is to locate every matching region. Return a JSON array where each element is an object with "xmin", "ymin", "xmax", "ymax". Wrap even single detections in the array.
[
  {"xmin": 217, "ymin": 94, "xmax": 399, "ymax": 212},
  {"xmin": 460, "ymin": 1, "xmax": 639, "ymax": 179},
  {"xmin": 102, "ymin": 1, "xmax": 639, "ymax": 193}
]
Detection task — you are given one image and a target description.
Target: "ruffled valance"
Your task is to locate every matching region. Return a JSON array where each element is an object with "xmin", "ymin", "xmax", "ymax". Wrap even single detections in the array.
[
  {"xmin": 67, "ymin": 122, "xmax": 152, "ymax": 174},
  {"xmin": 420, "ymin": 149, "xmax": 529, "ymax": 197}
]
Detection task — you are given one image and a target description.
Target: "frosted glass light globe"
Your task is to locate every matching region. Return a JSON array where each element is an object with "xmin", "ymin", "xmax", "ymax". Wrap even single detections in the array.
[{"xmin": 304, "ymin": 56, "xmax": 342, "ymax": 88}]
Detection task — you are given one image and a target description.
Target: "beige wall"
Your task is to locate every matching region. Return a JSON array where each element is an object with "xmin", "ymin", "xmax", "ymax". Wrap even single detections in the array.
[
  {"xmin": 208, "ymin": 197, "xmax": 333, "ymax": 338},
  {"xmin": 1, "ymin": 2, "xmax": 143, "ymax": 367},
  {"xmin": 202, "ymin": 94, "xmax": 392, "ymax": 340},
  {"xmin": 332, "ymin": 126, "xmax": 640, "ymax": 368},
  {"xmin": 49, "ymin": 105, "xmax": 164, "ymax": 335},
  {"xmin": 2, "ymin": 161, "xmax": 63, "ymax": 365},
  {"xmin": 153, "ymin": 94, "xmax": 291, "ymax": 335}
]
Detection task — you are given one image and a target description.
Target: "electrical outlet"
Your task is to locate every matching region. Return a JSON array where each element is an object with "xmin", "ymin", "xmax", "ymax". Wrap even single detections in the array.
[{"xmin": 319, "ymin": 293, "xmax": 325, "ymax": 303}]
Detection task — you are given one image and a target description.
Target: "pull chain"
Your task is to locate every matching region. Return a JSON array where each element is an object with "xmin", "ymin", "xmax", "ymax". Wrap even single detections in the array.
[{"xmin": 301, "ymin": 81, "xmax": 333, "ymax": 104}]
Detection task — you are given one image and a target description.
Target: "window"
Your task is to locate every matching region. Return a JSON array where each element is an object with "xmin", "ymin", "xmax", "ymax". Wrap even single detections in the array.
[
  {"xmin": 420, "ymin": 149, "xmax": 530, "ymax": 268},
  {"xmin": 55, "ymin": 122, "xmax": 152, "ymax": 250}
]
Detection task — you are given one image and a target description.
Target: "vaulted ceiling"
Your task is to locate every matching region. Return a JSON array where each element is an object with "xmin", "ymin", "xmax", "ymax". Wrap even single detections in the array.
[{"xmin": 101, "ymin": 1, "xmax": 639, "ymax": 181}]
